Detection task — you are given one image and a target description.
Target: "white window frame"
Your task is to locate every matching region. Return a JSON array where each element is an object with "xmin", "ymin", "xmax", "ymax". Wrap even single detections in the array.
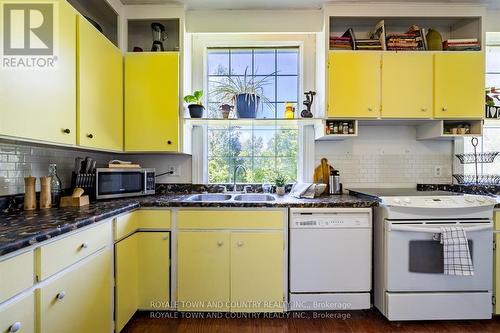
[{"xmin": 187, "ymin": 33, "xmax": 317, "ymax": 184}]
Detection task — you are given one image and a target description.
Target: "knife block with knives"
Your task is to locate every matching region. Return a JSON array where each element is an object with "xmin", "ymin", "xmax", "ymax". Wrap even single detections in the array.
[{"xmin": 70, "ymin": 156, "xmax": 96, "ymax": 202}]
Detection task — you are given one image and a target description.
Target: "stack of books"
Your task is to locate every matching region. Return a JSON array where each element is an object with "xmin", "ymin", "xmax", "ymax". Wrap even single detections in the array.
[
  {"xmin": 356, "ymin": 39, "xmax": 383, "ymax": 50},
  {"xmin": 386, "ymin": 26, "xmax": 426, "ymax": 51},
  {"xmin": 443, "ymin": 38, "xmax": 481, "ymax": 51},
  {"xmin": 329, "ymin": 36, "xmax": 353, "ymax": 50}
]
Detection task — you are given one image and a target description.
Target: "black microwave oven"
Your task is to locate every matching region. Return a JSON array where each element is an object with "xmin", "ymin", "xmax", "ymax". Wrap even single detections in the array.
[{"xmin": 95, "ymin": 168, "xmax": 155, "ymax": 200}]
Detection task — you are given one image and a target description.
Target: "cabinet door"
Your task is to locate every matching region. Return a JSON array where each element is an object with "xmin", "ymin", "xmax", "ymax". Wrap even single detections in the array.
[
  {"xmin": 37, "ymin": 249, "xmax": 112, "ymax": 333},
  {"xmin": 0, "ymin": 293, "xmax": 35, "ymax": 333},
  {"xmin": 328, "ymin": 52, "xmax": 381, "ymax": 118},
  {"xmin": 115, "ymin": 234, "xmax": 138, "ymax": 333},
  {"xmin": 177, "ymin": 231, "xmax": 230, "ymax": 311},
  {"xmin": 0, "ymin": 0, "xmax": 76, "ymax": 144},
  {"xmin": 231, "ymin": 232, "xmax": 284, "ymax": 312},
  {"xmin": 434, "ymin": 53, "xmax": 484, "ymax": 119},
  {"xmin": 125, "ymin": 53, "xmax": 179, "ymax": 152},
  {"xmin": 382, "ymin": 53, "xmax": 433, "ymax": 118},
  {"xmin": 77, "ymin": 16, "xmax": 123, "ymax": 151},
  {"xmin": 137, "ymin": 232, "xmax": 170, "ymax": 310},
  {"xmin": 495, "ymin": 233, "xmax": 500, "ymax": 315}
]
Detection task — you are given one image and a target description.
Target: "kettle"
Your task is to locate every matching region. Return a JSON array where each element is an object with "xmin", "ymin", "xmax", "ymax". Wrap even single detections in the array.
[{"xmin": 151, "ymin": 23, "xmax": 167, "ymax": 52}]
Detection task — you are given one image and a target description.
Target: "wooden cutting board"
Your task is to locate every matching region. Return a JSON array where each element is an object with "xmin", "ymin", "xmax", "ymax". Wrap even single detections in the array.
[{"xmin": 313, "ymin": 158, "xmax": 334, "ymax": 191}]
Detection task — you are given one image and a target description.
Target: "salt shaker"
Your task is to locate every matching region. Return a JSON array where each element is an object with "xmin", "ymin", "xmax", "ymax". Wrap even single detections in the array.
[{"xmin": 40, "ymin": 176, "xmax": 52, "ymax": 209}]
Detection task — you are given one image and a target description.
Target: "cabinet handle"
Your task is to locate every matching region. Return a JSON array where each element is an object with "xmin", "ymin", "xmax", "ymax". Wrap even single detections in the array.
[
  {"xmin": 81, "ymin": 242, "xmax": 89, "ymax": 249},
  {"xmin": 9, "ymin": 322, "xmax": 21, "ymax": 333},
  {"xmin": 237, "ymin": 241, "xmax": 244, "ymax": 247},
  {"xmin": 56, "ymin": 291, "xmax": 66, "ymax": 300},
  {"xmin": 86, "ymin": 134, "xmax": 94, "ymax": 139},
  {"xmin": 217, "ymin": 241, "xmax": 224, "ymax": 247},
  {"xmin": 167, "ymin": 140, "xmax": 172, "ymax": 145},
  {"xmin": 442, "ymin": 107, "xmax": 447, "ymax": 112},
  {"xmin": 367, "ymin": 107, "xmax": 373, "ymax": 112},
  {"xmin": 62, "ymin": 128, "xmax": 71, "ymax": 134},
  {"xmin": 162, "ymin": 236, "xmax": 168, "ymax": 240},
  {"xmin": 421, "ymin": 108, "xmax": 427, "ymax": 112}
]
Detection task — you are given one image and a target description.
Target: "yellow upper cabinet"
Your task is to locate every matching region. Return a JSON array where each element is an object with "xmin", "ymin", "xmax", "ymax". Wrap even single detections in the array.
[
  {"xmin": 77, "ymin": 16, "xmax": 123, "ymax": 151},
  {"xmin": 434, "ymin": 52, "xmax": 484, "ymax": 119},
  {"xmin": 125, "ymin": 53, "xmax": 179, "ymax": 152},
  {"xmin": 382, "ymin": 52, "xmax": 433, "ymax": 118},
  {"xmin": 328, "ymin": 52, "xmax": 381, "ymax": 118},
  {"xmin": 0, "ymin": 0, "xmax": 76, "ymax": 144}
]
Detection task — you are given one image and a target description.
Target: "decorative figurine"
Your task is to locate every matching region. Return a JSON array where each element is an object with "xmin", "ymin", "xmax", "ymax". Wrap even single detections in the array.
[{"xmin": 301, "ymin": 91, "xmax": 316, "ymax": 118}]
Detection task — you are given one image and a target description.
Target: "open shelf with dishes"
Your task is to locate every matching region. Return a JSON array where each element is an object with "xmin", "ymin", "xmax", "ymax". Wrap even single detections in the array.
[
  {"xmin": 68, "ymin": 0, "xmax": 118, "ymax": 46},
  {"xmin": 416, "ymin": 119, "xmax": 483, "ymax": 140},
  {"xmin": 127, "ymin": 19, "xmax": 180, "ymax": 52},
  {"xmin": 328, "ymin": 16, "xmax": 482, "ymax": 52},
  {"xmin": 315, "ymin": 119, "xmax": 358, "ymax": 141}
]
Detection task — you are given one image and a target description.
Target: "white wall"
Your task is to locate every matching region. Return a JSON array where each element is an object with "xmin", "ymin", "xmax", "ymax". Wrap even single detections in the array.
[
  {"xmin": 315, "ymin": 126, "xmax": 453, "ymax": 189},
  {"xmin": 485, "ymin": 9, "xmax": 500, "ymax": 32}
]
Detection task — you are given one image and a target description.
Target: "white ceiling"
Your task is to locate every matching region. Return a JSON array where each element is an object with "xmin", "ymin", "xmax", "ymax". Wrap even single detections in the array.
[{"xmin": 119, "ymin": 0, "xmax": 500, "ymax": 10}]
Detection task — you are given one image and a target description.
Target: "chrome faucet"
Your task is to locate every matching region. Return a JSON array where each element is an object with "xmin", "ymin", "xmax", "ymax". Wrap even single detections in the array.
[{"xmin": 233, "ymin": 165, "xmax": 247, "ymax": 193}]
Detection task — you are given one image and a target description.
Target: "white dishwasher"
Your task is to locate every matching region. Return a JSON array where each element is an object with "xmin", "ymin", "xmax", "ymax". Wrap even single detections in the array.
[{"xmin": 289, "ymin": 208, "xmax": 372, "ymax": 310}]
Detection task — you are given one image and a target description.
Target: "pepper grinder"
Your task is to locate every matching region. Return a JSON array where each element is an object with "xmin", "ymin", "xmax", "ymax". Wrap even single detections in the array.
[
  {"xmin": 24, "ymin": 176, "xmax": 37, "ymax": 210},
  {"xmin": 40, "ymin": 176, "xmax": 52, "ymax": 209}
]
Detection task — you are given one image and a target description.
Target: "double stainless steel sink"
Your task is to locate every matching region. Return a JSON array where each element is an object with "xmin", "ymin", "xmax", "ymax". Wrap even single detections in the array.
[{"xmin": 186, "ymin": 193, "xmax": 276, "ymax": 202}]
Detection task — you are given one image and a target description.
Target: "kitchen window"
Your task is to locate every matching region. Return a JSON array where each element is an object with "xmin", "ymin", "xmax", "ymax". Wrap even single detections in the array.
[{"xmin": 205, "ymin": 47, "xmax": 300, "ymax": 183}]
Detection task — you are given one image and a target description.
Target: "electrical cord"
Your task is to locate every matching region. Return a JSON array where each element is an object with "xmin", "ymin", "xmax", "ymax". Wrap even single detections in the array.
[{"xmin": 156, "ymin": 171, "xmax": 174, "ymax": 177}]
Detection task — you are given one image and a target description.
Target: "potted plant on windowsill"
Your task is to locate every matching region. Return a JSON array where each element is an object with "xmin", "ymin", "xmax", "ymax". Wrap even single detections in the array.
[
  {"xmin": 274, "ymin": 173, "xmax": 287, "ymax": 196},
  {"xmin": 211, "ymin": 67, "xmax": 274, "ymax": 119},
  {"xmin": 184, "ymin": 90, "xmax": 204, "ymax": 118}
]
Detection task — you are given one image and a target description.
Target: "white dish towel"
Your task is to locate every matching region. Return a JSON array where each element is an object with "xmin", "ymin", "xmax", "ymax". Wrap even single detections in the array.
[{"xmin": 440, "ymin": 226, "xmax": 474, "ymax": 276}]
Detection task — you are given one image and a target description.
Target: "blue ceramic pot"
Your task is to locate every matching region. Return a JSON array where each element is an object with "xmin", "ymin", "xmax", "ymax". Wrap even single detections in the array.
[{"xmin": 235, "ymin": 94, "xmax": 260, "ymax": 118}]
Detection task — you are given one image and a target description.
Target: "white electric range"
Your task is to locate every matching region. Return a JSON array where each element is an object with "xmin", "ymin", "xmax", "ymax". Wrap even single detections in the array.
[{"xmin": 350, "ymin": 188, "xmax": 497, "ymax": 321}]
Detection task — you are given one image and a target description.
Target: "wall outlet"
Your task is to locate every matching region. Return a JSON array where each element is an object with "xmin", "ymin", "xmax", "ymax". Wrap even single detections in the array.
[
  {"xmin": 434, "ymin": 166, "xmax": 443, "ymax": 177},
  {"xmin": 167, "ymin": 165, "xmax": 179, "ymax": 177}
]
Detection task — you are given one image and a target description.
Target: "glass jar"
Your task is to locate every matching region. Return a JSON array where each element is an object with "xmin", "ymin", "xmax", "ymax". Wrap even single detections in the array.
[{"xmin": 48, "ymin": 164, "xmax": 62, "ymax": 207}]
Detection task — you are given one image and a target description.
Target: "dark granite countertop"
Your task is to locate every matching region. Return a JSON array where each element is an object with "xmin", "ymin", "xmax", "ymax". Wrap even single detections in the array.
[{"xmin": 0, "ymin": 193, "xmax": 376, "ymax": 257}]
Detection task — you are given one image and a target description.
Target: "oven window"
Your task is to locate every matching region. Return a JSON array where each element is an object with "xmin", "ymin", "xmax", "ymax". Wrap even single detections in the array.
[
  {"xmin": 98, "ymin": 172, "xmax": 144, "ymax": 195},
  {"xmin": 409, "ymin": 240, "xmax": 474, "ymax": 274}
]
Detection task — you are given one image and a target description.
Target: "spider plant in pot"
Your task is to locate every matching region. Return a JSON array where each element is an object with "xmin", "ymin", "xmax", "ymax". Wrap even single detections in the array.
[
  {"xmin": 274, "ymin": 173, "xmax": 287, "ymax": 196},
  {"xmin": 184, "ymin": 90, "xmax": 204, "ymax": 118},
  {"xmin": 211, "ymin": 67, "xmax": 274, "ymax": 118}
]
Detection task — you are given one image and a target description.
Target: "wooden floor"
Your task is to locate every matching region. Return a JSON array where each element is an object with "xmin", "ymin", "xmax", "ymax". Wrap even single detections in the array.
[{"xmin": 122, "ymin": 310, "xmax": 500, "ymax": 333}]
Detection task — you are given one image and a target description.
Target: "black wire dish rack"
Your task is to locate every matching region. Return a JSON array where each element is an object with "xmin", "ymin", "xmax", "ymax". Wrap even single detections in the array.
[{"xmin": 453, "ymin": 137, "xmax": 500, "ymax": 185}]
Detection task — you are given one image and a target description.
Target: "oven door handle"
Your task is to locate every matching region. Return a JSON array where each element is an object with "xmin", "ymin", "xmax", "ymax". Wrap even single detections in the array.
[{"xmin": 388, "ymin": 224, "xmax": 492, "ymax": 233}]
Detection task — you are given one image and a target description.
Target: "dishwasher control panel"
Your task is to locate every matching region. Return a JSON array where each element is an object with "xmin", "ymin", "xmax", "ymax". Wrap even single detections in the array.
[{"xmin": 291, "ymin": 213, "xmax": 371, "ymax": 228}]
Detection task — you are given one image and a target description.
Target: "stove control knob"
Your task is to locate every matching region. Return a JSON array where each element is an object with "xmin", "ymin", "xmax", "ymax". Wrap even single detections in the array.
[
  {"xmin": 403, "ymin": 198, "xmax": 411, "ymax": 204},
  {"xmin": 393, "ymin": 198, "xmax": 401, "ymax": 205}
]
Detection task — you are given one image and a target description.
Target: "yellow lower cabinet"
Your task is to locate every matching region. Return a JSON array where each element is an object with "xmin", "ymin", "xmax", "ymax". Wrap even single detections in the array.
[
  {"xmin": 115, "ymin": 234, "xmax": 138, "ymax": 333},
  {"xmin": 231, "ymin": 232, "xmax": 284, "ymax": 312},
  {"xmin": 37, "ymin": 249, "xmax": 112, "ymax": 333},
  {"xmin": 137, "ymin": 232, "xmax": 170, "ymax": 310},
  {"xmin": 177, "ymin": 231, "xmax": 230, "ymax": 311},
  {"xmin": 495, "ymin": 233, "xmax": 500, "ymax": 315},
  {"xmin": 0, "ymin": 293, "xmax": 35, "ymax": 333}
]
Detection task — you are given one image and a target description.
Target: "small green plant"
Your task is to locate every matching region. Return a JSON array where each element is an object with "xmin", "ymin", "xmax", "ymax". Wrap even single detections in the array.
[
  {"xmin": 184, "ymin": 90, "xmax": 203, "ymax": 105},
  {"xmin": 274, "ymin": 173, "xmax": 287, "ymax": 187}
]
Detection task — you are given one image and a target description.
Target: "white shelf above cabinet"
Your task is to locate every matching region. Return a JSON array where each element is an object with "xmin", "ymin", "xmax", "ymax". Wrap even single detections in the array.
[
  {"xmin": 315, "ymin": 119, "xmax": 358, "ymax": 141},
  {"xmin": 416, "ymin": 119, "xmax": 483, "ymax": 140}
]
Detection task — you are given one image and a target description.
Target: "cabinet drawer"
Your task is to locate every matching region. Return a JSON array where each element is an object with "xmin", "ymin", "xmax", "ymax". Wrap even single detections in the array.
[
  {"xmin": 0, "ymin": 251, "xmax": 34, "ymax": 303},
  {"xmin": 114, "ymin": 210, "xmax": 171, "ymax": 240},
  {"xmin": 35, "ymin": 223, "xmax": 111, "ymax": 281},
  {"xmin": 177, "ymin": 210, "xmax": 284, "ymax": 230},
  {"xmin": 0, "ymin": 293, "xmax": 35, "ymax": 333}
]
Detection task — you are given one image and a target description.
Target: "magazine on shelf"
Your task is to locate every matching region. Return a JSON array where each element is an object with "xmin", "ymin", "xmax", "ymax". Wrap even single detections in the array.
[{"xmin": 369, "ymin": 20, "xmax": 387, "ymax": 50}]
